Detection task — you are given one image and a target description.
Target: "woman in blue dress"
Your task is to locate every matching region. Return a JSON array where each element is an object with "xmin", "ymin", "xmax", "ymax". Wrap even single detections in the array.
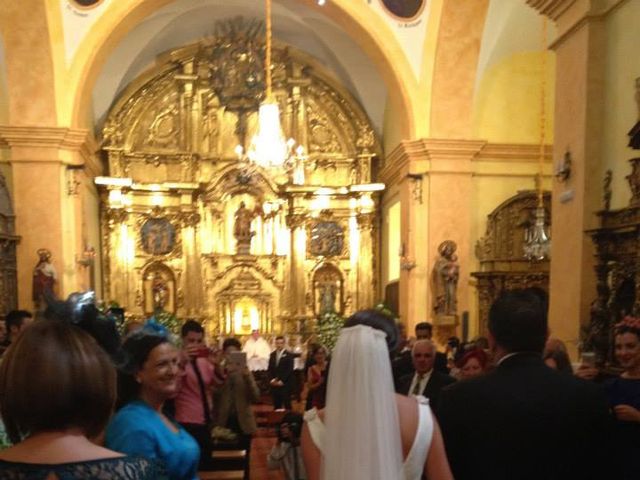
[
  {"xmin": 106, "ymin": 330, "xmax": 200, "ymax": 480},
  {"xmin": 604, "ymin": 317, "xmax": 640, "ymax": 480}
]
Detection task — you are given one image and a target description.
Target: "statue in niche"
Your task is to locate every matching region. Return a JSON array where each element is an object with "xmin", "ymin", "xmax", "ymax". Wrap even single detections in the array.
[
  {"xmin": 319, "ymin": 283, "xmax": 337, "ymax": 315},
  {"xmin": 151, "ymin": 272, "xmax": 169, "ymax": 311},
  {"xmin": 432, "ymin": 240, "xmax": 459, "ymax": 318},
  {"xmin": 234, "ymin": 201, "xmax": 261, "ymax": 255},
  {"xmin": 33, "ymin": 248, "xmax": 57, "ymax": 310}
]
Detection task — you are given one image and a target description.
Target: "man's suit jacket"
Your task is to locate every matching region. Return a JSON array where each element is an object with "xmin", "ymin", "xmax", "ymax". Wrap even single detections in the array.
[
  {"xmin": 438, "ymin": 352, "xmax": 615, "ymax": 480},
  {"xmin": 396, "ymin": 369, "xmax": 456, "ymax": 409},
  {"xmin": 268, "ymin": 349, "xmax": 294, "ymax": 388},
  {"xmin": 214, "ymin": 369, "xmax": 260, "ymax": 434},
  {"xmin": 392, "ymin": 350, "xmax": 449, "ymax": 387}
]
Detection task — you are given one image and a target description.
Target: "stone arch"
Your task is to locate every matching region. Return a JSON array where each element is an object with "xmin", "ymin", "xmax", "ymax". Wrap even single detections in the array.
[{"xmin": 65, "ymin": 0, "xmax": 416, "ymax": 140}]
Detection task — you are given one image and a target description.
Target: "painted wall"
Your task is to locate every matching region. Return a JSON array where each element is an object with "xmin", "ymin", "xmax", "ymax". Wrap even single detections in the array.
[
  {"xmin": 473, "ymin": 51, "xmax": 556, "ymax": 144},
  {"xmin": 600, "ymin": 1, "xmax": 640, "ymax": 210}
]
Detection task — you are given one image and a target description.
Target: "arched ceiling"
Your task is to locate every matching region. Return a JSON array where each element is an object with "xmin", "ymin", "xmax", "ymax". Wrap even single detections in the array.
[
  {"xmin": 92, "ymin": 0, "xmax": 387, "ymax": 135},
  {"xmin": 475, "ymin": 0, "xmax": 557, "ymax": 95}
]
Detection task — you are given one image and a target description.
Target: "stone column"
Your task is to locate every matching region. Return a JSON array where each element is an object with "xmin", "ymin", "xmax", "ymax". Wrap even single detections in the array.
[
  {"xmin": 380, "ymin": 139, "xmax": 482, "ymax": 334},
  {"xmin": 0, "ymin": 126, "xmax": 101, "ymax": 309},
  {"xmin": 528, "ymin": 0, "xmax": 609, "ymax": 355}
]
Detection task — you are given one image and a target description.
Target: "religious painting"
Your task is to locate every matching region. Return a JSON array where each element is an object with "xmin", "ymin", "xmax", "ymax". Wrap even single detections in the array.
[
  {"xmin": 313, "ymin": 264, "xmax": 344, "ymax": 316},
  {"xmin": 310, "ymin": 221, "xmax": 344, "ymax": 257},
  {"xmin": 142, "ymin": 263, "xmax": 176, "ymax": 314},
  {"xmin": 141, "ymin": 218, "xmax": 176, "ymax": 255},
  {"xmin": 380, "ymin": 0, "xmax": 426, "ymax": 21}
]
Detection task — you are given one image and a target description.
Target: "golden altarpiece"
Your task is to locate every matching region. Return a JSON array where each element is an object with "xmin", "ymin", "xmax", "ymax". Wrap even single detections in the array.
[{"xmin": 97, "ymin": 20, "xmax": 382, "ymax": 337}]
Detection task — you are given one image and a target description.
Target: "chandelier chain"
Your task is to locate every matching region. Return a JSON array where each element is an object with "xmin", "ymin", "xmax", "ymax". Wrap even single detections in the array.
[{"xmin": 265, "ymin": 0, "xmax": 273, "ymax": 99}]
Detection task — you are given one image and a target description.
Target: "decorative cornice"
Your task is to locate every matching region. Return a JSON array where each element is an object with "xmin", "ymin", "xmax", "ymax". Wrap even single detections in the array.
[
  {"xmin": 0, "ymin": 125, "xmax": 103, "ymax": 177},
  {"xmin": 380, "ymin": 139, "xmax": 554, "ymax": 186},
  {"xmin": 477, "ymin": 143, "xmax": 553, "ymax": 162}
]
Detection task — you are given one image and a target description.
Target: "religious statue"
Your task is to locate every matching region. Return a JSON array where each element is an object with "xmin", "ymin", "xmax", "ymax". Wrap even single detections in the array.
[
  {"xmin": 432, "ymin": 240, "xmax": 460, "ymax": 318},
  {"xmin": 151, "ymin": 273, "xmax": 169, "ymax": 311},
  {"xmin": 33, "ymin": 248, "xmax": 57, "ymax": 310},
  {"xmin": 319, "ymin": 283, "xmax": 337, "ymax": 315},
  {"xmin": 234, "ymin": 201, "xmax": 261, "ymax": 255}
]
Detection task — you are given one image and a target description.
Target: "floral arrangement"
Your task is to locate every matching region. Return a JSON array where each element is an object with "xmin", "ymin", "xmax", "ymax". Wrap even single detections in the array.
[{"xmin": 316, "ymin": 311, "xmax": 345, "ymax": 352}]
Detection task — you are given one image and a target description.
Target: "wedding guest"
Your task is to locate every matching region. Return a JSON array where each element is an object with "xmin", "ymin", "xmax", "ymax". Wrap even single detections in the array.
[
  {"xmin": 106, "ymin": 330, "xmax": 199, "ymax": 480},
  {"xmin": 543, "ymin": 348, "xmax": 573, "ymax": 374},
  {"xmin": 306, "ymin": 345, "xmax": 329, "ymax": 410},
  {"xmin": 456, "ymin": 348, "xmax": 488, "ymax": 380},
  {"xmin": 0, "ymin": 320, "xmax": 163, "ymax": 478},
  {"xmin": 268, "ymin": 336, "xmax": 294, "ymax": 410},
  {"xmin": 267, "ymin": 412, "xmax": 307, "ymax": 480},
  {"xmin": 215, "ymin": 338, "xmax": 260, "ymax": 480},
  {"xmin": 438, "ymin": 289, "xmax": 612, "ymax": 480},
  {"xmin": 604, "ymin": 317, "xmax": 640, "ymax": 480}
]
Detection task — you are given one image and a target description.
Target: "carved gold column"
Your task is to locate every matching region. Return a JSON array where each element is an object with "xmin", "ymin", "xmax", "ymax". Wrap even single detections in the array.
[
  {"xmin": 104, "ymin": 207, "xmax": 129, "ymax": 307},
  {"xmin": 356, "ymin": 211, "xmax": 376, "ymax": 310},
  {"xmin": 286, "ymin": 212, "xmax": 307, "ymax": 318},
  {"xmin": 527, "ymin": 0, "xmax": 610, "ymax": 357},
  {"xmin": 180, "ymin": 211, "xmax": 203, "ymax": 317}
]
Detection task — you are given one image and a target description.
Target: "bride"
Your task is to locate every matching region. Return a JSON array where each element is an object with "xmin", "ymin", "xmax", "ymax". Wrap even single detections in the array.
[{"xmin": 301, "ymin": 310, "xmax": 453, "ymax": 480}]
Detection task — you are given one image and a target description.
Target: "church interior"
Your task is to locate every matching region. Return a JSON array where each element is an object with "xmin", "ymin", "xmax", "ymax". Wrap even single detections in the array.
[{"xmin": 0, "ymin": 0, "xmax": 639, "ymax": 363}]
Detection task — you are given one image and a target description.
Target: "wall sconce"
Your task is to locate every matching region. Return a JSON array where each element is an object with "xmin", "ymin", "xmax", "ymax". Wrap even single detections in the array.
[
  {"xmin": 407, "ymin": 173, "xmax": 423, "ymax": 204},
  {"xmin": 555, "ymin": 150, "xmax": 572, "ymax": 183},
  {"xmin": 77, "ymin": 245, "xmax": 96, "ymax": 268},
  {"xmin": 399, "ymin": 243, "xmax": 416, "ymax": 270}
]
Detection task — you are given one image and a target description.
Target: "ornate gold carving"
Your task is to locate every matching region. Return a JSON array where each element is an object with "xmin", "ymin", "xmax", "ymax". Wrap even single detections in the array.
[{"xmin": 98, "ymin": 18, "xmax": 381, "ymax": 330}]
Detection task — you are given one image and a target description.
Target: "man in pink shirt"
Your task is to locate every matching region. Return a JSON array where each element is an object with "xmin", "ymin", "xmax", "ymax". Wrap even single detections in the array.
[{"xmin": 175, "ymin": 320, "xmax": 223, "ymax": 470}]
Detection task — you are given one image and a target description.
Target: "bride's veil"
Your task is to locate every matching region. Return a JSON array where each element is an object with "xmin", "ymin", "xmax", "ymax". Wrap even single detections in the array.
[{"xmin": 322, "ymin": 316, "xmax": 404, "ymax": 480}]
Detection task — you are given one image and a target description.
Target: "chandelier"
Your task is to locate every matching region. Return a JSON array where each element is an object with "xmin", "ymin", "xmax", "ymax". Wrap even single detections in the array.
[
  {"xmin": 524, "ymin": 16, "xmax": 551, "ymax": 262},
  {"xmin": 236, "ymin": 0, "xmax": 304, "ymax": 174}
]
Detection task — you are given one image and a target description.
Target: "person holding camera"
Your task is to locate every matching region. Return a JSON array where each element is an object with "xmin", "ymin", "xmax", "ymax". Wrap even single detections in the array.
[
  {"xmin": 174, "ymin": 320, "xmax": 224, "ymax": 470},
  {"xmin": 268, "ymin": 412, "xmax": 307, "ymax": 480}
]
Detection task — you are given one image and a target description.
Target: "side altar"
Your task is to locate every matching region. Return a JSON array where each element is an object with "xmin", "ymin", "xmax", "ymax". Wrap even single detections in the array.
[{"xmin": 96, "ymin": 19, "xmax": 383, "ymax": 336}]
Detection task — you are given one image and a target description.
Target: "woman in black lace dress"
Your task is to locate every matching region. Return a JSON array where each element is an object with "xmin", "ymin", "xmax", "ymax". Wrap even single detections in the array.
[{"xmin": 0, "ymin": 320, "xmax": 165, "ymax": 479}]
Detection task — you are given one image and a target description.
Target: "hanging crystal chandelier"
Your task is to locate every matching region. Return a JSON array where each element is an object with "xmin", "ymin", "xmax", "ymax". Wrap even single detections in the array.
[
  {"xmin": 524, "ymin": 16, "xmax": 551, "ymax": 262},
  {"xmin": 236, "ymin": 0, "xmax": 304, "ymax": 173}
]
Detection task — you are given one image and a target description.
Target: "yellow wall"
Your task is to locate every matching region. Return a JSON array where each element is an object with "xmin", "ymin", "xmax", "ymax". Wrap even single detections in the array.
[
  {"xmin": 601, "ymin": 1, "xmax": 640, "ymax": 210},
  {"xmin": 473, "ymin": 51, "xmax": 556, "ymax": 144}
]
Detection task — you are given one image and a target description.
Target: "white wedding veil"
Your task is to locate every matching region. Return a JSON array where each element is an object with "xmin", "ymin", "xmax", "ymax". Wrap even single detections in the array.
[{"xmin": 322, "ymin": 322, "xmax": 404, "ymax": 480}]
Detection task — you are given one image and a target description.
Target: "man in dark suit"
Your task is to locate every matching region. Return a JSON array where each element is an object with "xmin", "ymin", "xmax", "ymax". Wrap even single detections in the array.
[
  {"xmin": 396, "ymin": 339, "xmax": 456, "ymax": 408},
  {"xmin": 393, "ymin": 321, "xmax": 448, "ymax": 386},
  {"xmin": 268, "ymin": 335, "xmax": 294, "ymax": 410},
  {"xmin": 438, "ymin": 289, "xmax": 614, "ymax": 480}
]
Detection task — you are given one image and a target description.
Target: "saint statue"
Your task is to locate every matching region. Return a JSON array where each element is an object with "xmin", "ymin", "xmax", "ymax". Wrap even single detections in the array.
[
  {"xmin": 234, "ymin": 201, "xmax": 261, "ymax": 254},
  {"xmin": 33, "ymin": 248, "xmax": 57, "ymax": 310},
  {"xmin": 319, "ymin": 283, "xmax": 337, "ymax": 315},
  {"xmin": 151, "ymin": 273, "xmax": 169, "ymax": 311},
  {"xmin": 432, "ymin": 240, "xmax": 459, "ymax": 317}
]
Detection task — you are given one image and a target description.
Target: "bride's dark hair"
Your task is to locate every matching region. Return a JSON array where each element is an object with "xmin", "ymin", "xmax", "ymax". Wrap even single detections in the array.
[{"xmin": 343, "ymin": 309, "xmax": 399, "ymax": 352}]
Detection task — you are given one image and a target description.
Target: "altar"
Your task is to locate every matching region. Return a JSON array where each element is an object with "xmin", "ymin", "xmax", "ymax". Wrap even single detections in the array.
[{"xmin": 96, "ymin": 20, "xmax": 382, "ymax": 336}]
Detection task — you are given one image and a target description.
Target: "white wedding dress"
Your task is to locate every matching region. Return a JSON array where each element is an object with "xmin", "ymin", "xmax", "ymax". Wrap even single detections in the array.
[
  {"xmin": 303, "ymin": 324, "xmax": 434, "ymax": 480},
  {"xmin": 304, "ymin": 398, "xmax": 434, "ymax": 480}
]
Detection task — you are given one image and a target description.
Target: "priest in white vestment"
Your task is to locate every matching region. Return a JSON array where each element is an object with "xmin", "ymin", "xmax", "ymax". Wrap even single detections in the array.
[{"xmin": 243, "ymin": 329, "xmax": 271, "ymax": 371}]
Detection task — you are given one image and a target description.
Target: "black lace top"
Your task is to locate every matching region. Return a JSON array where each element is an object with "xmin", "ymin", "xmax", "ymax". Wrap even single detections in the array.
[{"xmin": 0, "ymin": 455, "xmax": 167, "ymax": 480}]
